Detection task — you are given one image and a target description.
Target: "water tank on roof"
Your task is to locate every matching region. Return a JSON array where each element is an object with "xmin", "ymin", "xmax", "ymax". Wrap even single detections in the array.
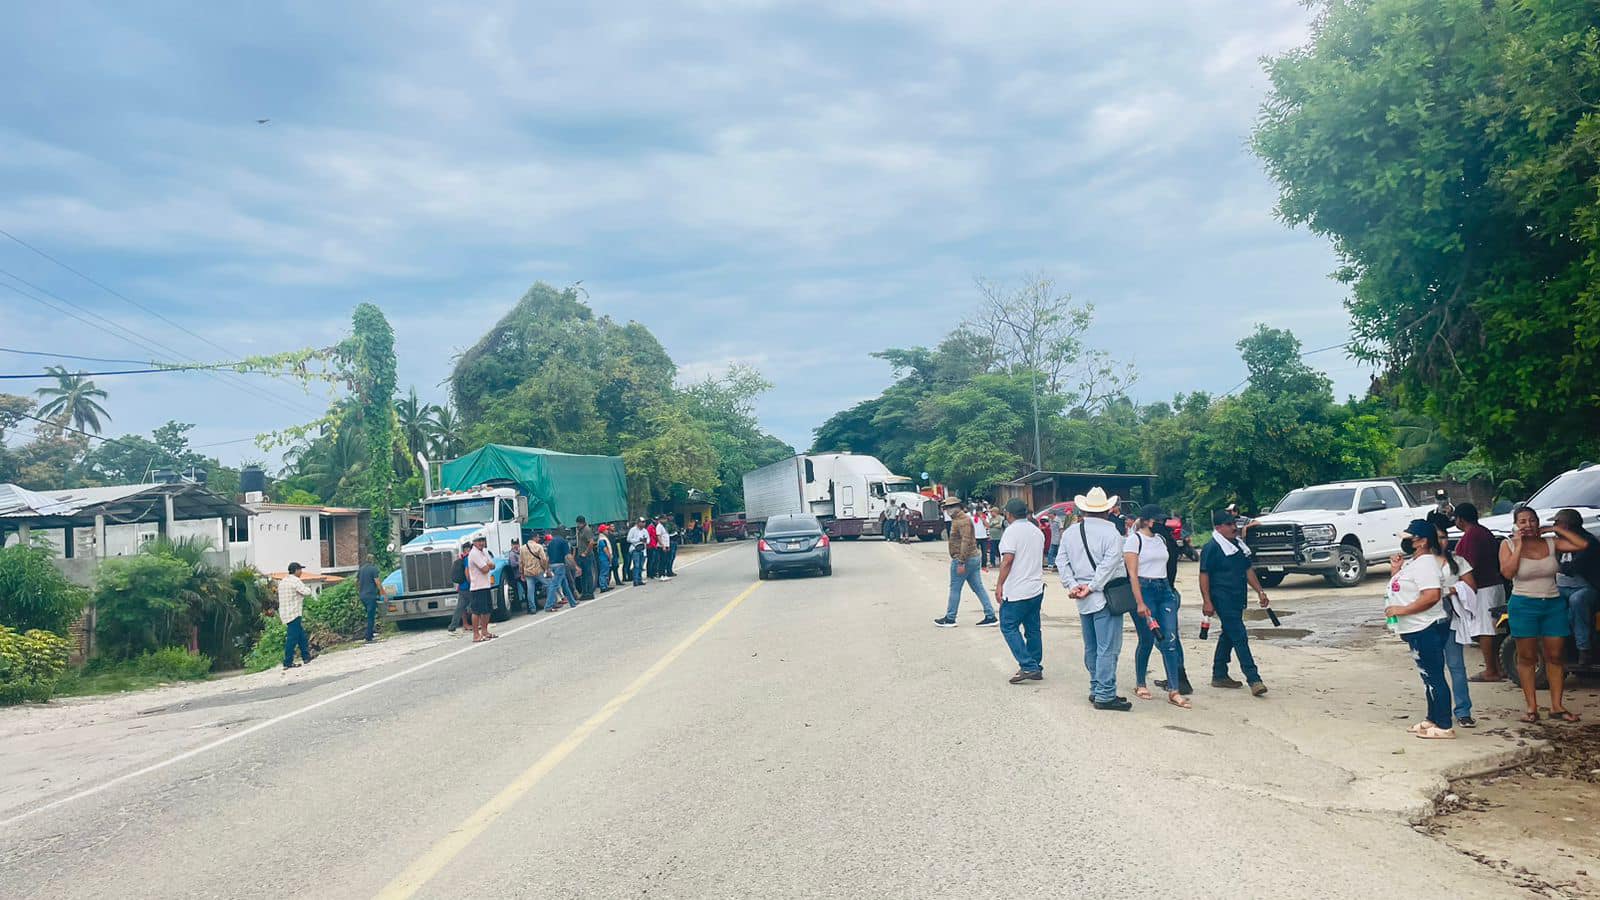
[
  {"xmin": 240, "ymin": 466, "xmax": 266, "ymax": 494},
  {"xmin": 183, "ymin": 466, "xmax": 207, "ymax": 485},
  {"xmin": 152, "ymin": 469, "xmax": 179, "ymax": 484}
]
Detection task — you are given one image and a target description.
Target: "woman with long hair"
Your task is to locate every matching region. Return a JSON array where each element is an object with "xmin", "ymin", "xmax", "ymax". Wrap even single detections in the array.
[
  {"xmin": 1500, "ymin": 505, "xmax": 1586, "ymax": 723},
  {"xmin": 1383, "ymin": 519, "xmax": 1455, "ymax": 739},
  {"xmin": 1125, "ymin": 504, "xmax": 1190, "ymax": 707},
  {"xmin": 1426, "ymin": 511, "xmax": 1479, "ymax": 728}
]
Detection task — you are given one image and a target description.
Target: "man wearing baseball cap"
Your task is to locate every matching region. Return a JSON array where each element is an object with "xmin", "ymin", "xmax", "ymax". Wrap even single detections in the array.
[
  {"xmin": 627, "ymin": 517, "xmax": 650, "ymax": 586},
  {"xmin": 934, "ymin": 497, "xmax": 996, "ymax": 627},
  {"xmin": 1200, "ymin": 509, "xmax": 1271, "ymax": 695},
  {"xmin": 277, "ymin": 562, "xmax": 315, "ymax": 669}
]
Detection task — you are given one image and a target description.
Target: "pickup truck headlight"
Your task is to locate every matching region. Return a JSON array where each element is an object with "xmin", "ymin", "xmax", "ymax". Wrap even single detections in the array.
[{"xmin": 1301, "ymin": 524, "xmax": 1336, "ymax": 543}]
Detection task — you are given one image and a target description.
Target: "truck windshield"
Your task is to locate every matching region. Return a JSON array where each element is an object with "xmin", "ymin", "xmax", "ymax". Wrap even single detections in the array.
[
  {"xmin": 883, "ymin": 482, "xmax": 918, "ymax": 494},
  {"xmin": 1272, "ymin": 488, "xmax": 1356, "ymax": 512},
  {"xmin": 424, "ymin": 498, "xmax": 495, "ymax": 528},
  {"xmin": 1527, "ymin": 468, "xmax": 1600, "ymax": 509}
]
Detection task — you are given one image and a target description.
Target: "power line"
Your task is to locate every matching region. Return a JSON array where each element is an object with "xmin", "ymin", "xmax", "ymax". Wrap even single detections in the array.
[
  {"xmin": 0, "ymin": 346, "xmax": 159, "ymax": 366},
  {"xmin": 0, "ymin": 269, "xmax": 325, "ymax": 418},
  {"xmin": 1216, "ymin": 339, "xmax": 1359, "ymax": 397},
  {"xmin": 0, "ymin": 362, "xmax": 255, "ymax": 380},
  {"xmin": 7, "ymin": 409, "xmax": 265, "ymax": 463}
]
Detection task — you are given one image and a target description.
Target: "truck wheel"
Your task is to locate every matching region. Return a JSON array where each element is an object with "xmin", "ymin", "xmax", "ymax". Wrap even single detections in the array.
[
  {"xmin": 1500, "ymin": 636, "xmax": 1548, "ymax": 690},
  {"xmin": 1324, "ymin": 545, "xmax": 1367, "ymax": 588},
  {"xmin": 1256, "ymin": 571, "xmax": 1286, "ymax": 588}
]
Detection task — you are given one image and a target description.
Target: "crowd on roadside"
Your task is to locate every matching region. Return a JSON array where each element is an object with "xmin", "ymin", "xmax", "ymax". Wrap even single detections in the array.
[
  {"xmin": 439, "ymin": 514, "xmax": 686, "ymax": 642},
  {"xmin": 929, "ymin": 487, "xmax": 1599, "ymax": 735}
]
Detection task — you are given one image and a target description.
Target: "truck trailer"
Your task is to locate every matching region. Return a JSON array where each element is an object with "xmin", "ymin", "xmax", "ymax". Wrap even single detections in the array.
[{"xmin": 742, "ymin": 453, "xmax": 940, "ymax": 540}]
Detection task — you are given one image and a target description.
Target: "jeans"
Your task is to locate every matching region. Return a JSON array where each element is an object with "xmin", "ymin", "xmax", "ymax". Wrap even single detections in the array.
[
  {"xmin": 1132, "ymin": 578, "xmax": 1184, "ymax": 686},
  {"xmin": 549, "ymin": 563, "xmax": 578, "ymax": 606},
  {"xmin": 284, "ymin": 616, "xmax": 311, "ymax": 667},
  {"xmin": 525, "ymin": 573, "xmax": 553, "ymax": 610},
  {"xmin": 1211, "ymin": 601, "xmax": 1261, "ymax": 684},
  {"xmin": 1080, "ymin": 606, "xmax": 1124, "ymax": 702},
  {"xmin": 884, "ymin": 521, "xmax": 898, "ymax": 542},
  {"xmin": 597, "ymin": 549, "xmax": 611, "ymax": 591},
  {"xmin": 577, "ymin": 554, "xmax": 597, "ymax": 598},
  {"xmin": 362, "ymin": 597, "xmax": 378, "ymax": 641},
  {"xmin": 999, "ymin": 593, "xmax": 1044, "ymax": 673},
  {"xmin": 1561, "ymin": 584, "xmax": 1597, "ymax": 651},
  {"xmin": 984, "ymin": 538, "xmax": 1000, "ymax": 567},
  {"xmin": 1443, "ymin": 636, "xmax": 1472, "ymax": 720},
  {"xmin": 1402, "ymin": 619, "xmax": 1453, "ymax": 728},
  {"xmin": 667, "ymin": 545, "xmax": 678, "ymax": 575},
  {"xmin": 630, "ymin": 548, "xmax": 646, "ymax": 585},
  {"xmin": 647, "ymin": 548, "xmax": 661, "ymax": 579},
  {"xmin": 449, "ymin": 585, "xmax": 470, "ymax": 629},
  {"xmin": 946, "ymin": 555, "xmax": 995, "ymax": 619}
]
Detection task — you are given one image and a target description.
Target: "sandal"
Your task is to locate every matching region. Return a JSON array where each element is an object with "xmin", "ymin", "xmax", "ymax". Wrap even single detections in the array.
[
  {"xmin": 1134, "ymin": 686, "xmax": 1153, "ymax": 701},
  {"xmin": 1549, "ymin": 709, "xmax": 1582, "ymax": 723},
  {"xmin": 1407, "ymin": 722, "xmax": 1431, "ymax": 735},
  {"xmin": 1519, "ymin": 710, "xmax": 1540, "ymax": 724},
  {"xmin": 1414, "ymin": 725, "xmax": 1456, "ymax": 740},
  {"xmin": 1168, "ymin": 692, "xmax": 1191, "ymax": 709}
]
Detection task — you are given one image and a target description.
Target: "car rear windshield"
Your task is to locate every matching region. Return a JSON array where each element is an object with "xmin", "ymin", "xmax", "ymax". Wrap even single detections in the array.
[
  {"xmin": 1272, "ymin": 488, "xmax": 1355, "ymax": 512},
  {"xmin": 765, "ymin": 519, "xmax": 821, "ymax": 536},
  {"xmin": 1527, "ymin": 468, "xmax": 1600, "ymax": 509}
]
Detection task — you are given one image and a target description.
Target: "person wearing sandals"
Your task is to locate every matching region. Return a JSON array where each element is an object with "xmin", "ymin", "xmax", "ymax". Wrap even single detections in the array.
[
  {"xmin": 1125, "ymin": 504, "xmax": 1191, "ymax": 708},
  {"xmin": 1426, "ymin": 511, "xmax": 1479, "ymax": 729},
  {"xmin": 1500, "ymin": 505, "xmax": 1585, "ymax": 724},
  {"xmin": 1383, "ymin": 520, "xmax": 1455, "ymax": 740}
]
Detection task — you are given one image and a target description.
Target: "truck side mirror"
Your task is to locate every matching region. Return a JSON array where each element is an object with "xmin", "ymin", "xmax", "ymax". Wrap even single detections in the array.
[{"xmin": 514, "ymin": 496, "xmax": 529, "ymax": 523}]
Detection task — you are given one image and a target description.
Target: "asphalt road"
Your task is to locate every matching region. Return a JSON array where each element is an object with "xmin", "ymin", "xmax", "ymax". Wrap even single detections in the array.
[{"xmin": 1, "ymin": 541, "xmax": 1514, "ymax": 899}]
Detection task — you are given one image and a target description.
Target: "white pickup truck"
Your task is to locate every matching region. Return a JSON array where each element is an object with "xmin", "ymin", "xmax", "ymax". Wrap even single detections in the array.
[{"xmin": 1244, "ymin": 478, "xmax": 1435, "ymax": 588}]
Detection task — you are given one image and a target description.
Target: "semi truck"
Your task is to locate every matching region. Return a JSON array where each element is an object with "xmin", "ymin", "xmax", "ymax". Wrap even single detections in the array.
[
  {"xmin": 381, "ymin": 444, "xmax": 629, "ymax": 621},
  {"xmin": 742, "ymin": 453, "xmax": 941, "ymax": 540}
]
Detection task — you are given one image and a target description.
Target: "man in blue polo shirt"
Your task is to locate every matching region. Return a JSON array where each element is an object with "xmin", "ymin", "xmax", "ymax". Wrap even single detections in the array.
[{"xmin": 1199, "ymin": 509, "xmax": 1272, "ymax": 696}]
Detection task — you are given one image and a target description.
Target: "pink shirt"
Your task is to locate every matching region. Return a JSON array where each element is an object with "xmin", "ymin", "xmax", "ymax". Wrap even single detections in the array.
[{"xmin": 467, "ymin": 547, "xmax": 493, "ymax": 591}]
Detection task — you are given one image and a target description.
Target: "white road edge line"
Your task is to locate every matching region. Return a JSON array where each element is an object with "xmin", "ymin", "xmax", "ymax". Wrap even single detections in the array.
[{"xmin": 0, "ymin": 545, "xmax": 737, "ymax": 829}]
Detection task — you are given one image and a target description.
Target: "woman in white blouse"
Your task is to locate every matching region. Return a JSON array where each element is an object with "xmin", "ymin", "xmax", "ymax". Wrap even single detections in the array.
[
  {"xmin": 1383, "ymin": 519, "xmax": 1455, "ymax": 739},
  {"xmin": 1125, "ymin": 504, "xmax": 1190, "ymax": 708}
]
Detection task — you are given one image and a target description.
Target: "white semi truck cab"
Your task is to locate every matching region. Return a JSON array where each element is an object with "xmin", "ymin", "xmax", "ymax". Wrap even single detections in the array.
[{"xmin": 381, "ymin": 485, "xmax": 527, "ymax": 621}]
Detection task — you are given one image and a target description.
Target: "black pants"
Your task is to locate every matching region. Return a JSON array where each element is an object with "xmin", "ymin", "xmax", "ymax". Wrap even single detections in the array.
[{"xmin": 362, "ymin": 597, "xmax": 377, "ymax": 641}]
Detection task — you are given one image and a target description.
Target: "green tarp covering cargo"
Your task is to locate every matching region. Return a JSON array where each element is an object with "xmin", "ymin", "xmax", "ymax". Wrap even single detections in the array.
[{"xmin": 439, "ymin": 444, "xmax": 628, "ymax": 528}]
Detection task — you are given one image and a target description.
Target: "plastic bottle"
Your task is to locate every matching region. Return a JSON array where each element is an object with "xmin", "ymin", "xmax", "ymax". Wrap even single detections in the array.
[
  {"xmin": 1385, "ymin": 614, "xmax": 1400, "ymax": 633},
  {"xmin": 1199, "ymin": 617, "xmax": 1211, "ymax": 641}
]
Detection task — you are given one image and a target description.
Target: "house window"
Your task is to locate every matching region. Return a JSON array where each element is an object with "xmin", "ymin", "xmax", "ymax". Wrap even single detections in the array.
[
  {"xmin": 227, "ymin": 516, "xmax": 250, "ymax": 543},
  {"xmin": 299, "ymin": 515, "xmax": 312, "ymax": 541}
]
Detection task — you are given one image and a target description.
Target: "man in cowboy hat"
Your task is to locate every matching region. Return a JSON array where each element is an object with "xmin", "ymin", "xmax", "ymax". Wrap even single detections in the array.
[
  {"xmin": 995, "ymin": 498, "xmax": 1047, "ymax": 682},
  {"xmin": 1058, "ymin": 486, "xmax": 1132, "ymax": 711},
  {"xmin": 1200, "ymin": 509, "xmax": 1270, "ymax": 695},
  {"xmin": 934, "ymin": 497, "xmax": 997, "ymax": 628}
]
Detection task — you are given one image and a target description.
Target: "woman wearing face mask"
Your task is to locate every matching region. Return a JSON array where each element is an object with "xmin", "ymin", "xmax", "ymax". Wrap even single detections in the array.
[
  {"xmin": 1126, "ymin": 504, "xmax": 1191, "ymax": 707},
  {"xmin": 1383, "ymin": 519, "xmax": 1455, "ymax": 739},
  {"xmin": 1500, "ymin": 505, "xmax": 1586, "ymax": 723}
]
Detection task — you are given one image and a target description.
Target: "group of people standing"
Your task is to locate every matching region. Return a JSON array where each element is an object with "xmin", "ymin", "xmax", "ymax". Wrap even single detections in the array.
[
  {"xmin": 937, "ymin": 487, "xmax": 1270, "ymax": 711},
  {"xmin": 445, "ymin": 514, "xmax": 684, "ymax": 641}
]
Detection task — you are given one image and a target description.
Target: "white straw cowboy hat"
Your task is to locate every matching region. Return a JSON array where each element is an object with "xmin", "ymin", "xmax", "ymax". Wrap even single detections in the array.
[{"xmin": 1073, "ymin": 486, "xmax": 1119, "ymax": 513}]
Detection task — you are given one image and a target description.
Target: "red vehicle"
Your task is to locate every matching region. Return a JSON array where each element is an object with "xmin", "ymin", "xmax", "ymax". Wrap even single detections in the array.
[{"xmin": 713, "ymin": 512, "xmax": 751, "ymax": 541}]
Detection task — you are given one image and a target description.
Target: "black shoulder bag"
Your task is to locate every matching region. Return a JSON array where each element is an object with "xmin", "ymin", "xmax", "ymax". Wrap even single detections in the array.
[{"xmin": 1079, "ymin": 522, "xmax": 1137, "ymax": 615}]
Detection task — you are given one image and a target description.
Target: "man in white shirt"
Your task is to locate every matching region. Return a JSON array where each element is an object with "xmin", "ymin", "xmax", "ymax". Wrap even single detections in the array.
[
  {"xmin": 1057, "ymin": 487, "xmax": 1131, "ymax": 710},
  {"xmin": 466, "ymin": 535, "xmax": 495, "ymax": 642},
  {"xmin": 995, "ymin": 498, "xmax": 1047, "ymax": 683},
  {"xmin": 276, "ymin": 562, "xmax": 315, "ymax": 669},
  {"xmin": 655, "ymin": 517, "xmax": 675, "ymax": 581},
  {"xmin": 972, "ymin": 509, "xmax": 991, "ymax": 571},
  {"xmin": 627, "ymin": 517, "xmax": 650, "ymax": 587}
]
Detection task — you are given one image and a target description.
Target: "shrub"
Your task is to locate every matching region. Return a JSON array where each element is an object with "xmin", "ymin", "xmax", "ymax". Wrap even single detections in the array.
[
  {"xmin": 242, "ymin": 577, "xmax": 370, "ymax": 671},
  {"xmin": 0, "ymin": 625, "xmax": 70, "ymax": 704},
  {"xmin": 93, "ymin": 553, "xmax": 193, "ymax": 659},
  {"xmin": 243, "ymin": 617, "xmax": 287, "ymax": 673},
  {"xmin": 0, "ymin": 543, "xmax": 87, "ymax": 635},
  {"xmin": 131, "ymin": 647, "xmax": 212, "ymax": 681},
  {"xmin": 196, "ymin": 566, "xmax": 269, "ymax": 670}
]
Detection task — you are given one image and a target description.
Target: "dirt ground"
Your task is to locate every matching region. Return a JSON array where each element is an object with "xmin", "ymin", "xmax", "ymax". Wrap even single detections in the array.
[{"xmin": 1428, "ymin": 714, "xmax": 1600, "ymax": 898}]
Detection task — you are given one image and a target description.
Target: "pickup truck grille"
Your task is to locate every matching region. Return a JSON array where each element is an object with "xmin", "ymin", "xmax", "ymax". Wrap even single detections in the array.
[
  {"xmin": 1247, "ymin": 523, "xmax": 1301, "ymax": 553},
  {"xmin": 403, "ymin": 549, "xmax": 456, "ymax": 594}
]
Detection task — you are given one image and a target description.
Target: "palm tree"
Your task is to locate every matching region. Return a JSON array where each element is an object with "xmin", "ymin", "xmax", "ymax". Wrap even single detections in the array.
[
  {"xmin": 35, "ymin": 366, "xmax": 111, "ymax": 433},
  {"xmin": 394, "ymin": 387, "xmax": 439, "ymax": 466},
  {"xmin": 425, "ymin": 404, "xmax": 465, "ymax": 458}
]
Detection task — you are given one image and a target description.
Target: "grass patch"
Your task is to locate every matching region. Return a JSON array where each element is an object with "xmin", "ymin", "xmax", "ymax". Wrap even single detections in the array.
[{"xmin": 53, "ymin": 647, "xmax": 214, "ymax": 698}]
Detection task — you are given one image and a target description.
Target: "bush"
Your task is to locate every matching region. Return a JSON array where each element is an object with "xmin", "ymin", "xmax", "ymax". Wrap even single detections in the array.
[
  {"xmin": 93, "ymin": 553, "xmax": 193, "ymax": 659},
  {"xmin": 131, "ymin": 647, "xmax": 212, "ymax": 680},
  {"xmin": 0, "ymin": 544, "xmax": 87, "ymax": 635},
  {"xmin": 243, "ymin": 616, "xmax": 287, "ymax": 673},
  {"xmin": 0, "ymin": 625, "xmax": 70, "ymax": 704}
]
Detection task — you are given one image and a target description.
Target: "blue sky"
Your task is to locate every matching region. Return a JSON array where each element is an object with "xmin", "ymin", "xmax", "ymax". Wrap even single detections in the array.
[{"xmin": 0, "ymin": 1, "xmax": 1366, "ymax": 467}]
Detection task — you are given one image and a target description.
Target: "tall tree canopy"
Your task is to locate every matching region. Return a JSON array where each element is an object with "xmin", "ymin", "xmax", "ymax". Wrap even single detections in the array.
[{"xmin": 1253, "ymin": 0, "xmax": 1600, "ymax": 475}]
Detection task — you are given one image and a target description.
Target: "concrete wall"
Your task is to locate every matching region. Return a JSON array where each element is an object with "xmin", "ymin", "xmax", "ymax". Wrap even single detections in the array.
[{"xmin": 249, "ymin": 509, "xmax": 323, "ymax": 575}]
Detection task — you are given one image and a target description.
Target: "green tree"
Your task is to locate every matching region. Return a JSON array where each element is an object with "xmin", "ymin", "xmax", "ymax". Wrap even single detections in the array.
[
  {"xmin": 34, "ymin": 367, "xmax": 110, "ymax": 434},
  {"xmin": 337, "ymin": 304, "xmax": 399, "ymax": 561},
  {"xmin": 1253, "ymin": 0, "xmax": 1600, "ymax": 475},
  {"xmin": 0, "ymin": 544, "xmax": 87, "ymax": 635}
]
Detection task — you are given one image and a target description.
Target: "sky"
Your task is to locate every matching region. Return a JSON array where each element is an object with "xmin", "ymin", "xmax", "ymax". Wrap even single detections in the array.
[{"xmin": 0, "ymin": 1, "xmax": 1368, "ymax": 469}]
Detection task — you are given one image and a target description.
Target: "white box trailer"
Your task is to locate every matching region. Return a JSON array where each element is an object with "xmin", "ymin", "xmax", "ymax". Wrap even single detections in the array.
[{"xmin": 742, "ymin": 453, "xmax": 939, "ymax": 540}]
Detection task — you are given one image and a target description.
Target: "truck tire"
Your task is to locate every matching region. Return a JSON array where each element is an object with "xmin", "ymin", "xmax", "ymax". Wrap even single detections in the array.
[
  {"xmin": 1501, "ymin": 637, "xmax": 1548, "ymax": 690},
  {"xmin": 1324, "ymin": 544, "xmax": 1367, "ymax": 588},
  {"xmin": 1255, "ymin": 570, "xmax": 1286, "ymax": 588}
]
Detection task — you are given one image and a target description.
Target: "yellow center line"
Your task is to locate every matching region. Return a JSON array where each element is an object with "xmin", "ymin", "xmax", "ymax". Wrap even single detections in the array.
[{"xmin": 374, "ymin": 579, "xmax": 764, "ymax": 900}]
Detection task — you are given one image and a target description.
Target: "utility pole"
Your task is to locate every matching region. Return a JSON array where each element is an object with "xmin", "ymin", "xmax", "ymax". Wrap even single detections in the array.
[{"xmin": 1029, "ymin": 366, "xmax": 1042, "ymax": 472}]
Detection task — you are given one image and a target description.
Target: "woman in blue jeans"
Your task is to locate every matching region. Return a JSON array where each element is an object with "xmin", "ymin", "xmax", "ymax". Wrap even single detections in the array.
[
  {"xmin": 1385, "ymin": 519, "xmax": 1456, "ymax": 739},
  {"xmin": 1125, "ymin": 505, "xmax": 1190, "ymax": 708}
]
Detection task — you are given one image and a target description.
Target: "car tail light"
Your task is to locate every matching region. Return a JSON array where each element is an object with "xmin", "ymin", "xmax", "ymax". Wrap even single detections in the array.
[
  {"xmin": 817, "ymin": 535, "xmax": 830, "ymax": 548},
  {"xmin": 758, "ymin": 539, "xmax": 771, "ymax": 551}
]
